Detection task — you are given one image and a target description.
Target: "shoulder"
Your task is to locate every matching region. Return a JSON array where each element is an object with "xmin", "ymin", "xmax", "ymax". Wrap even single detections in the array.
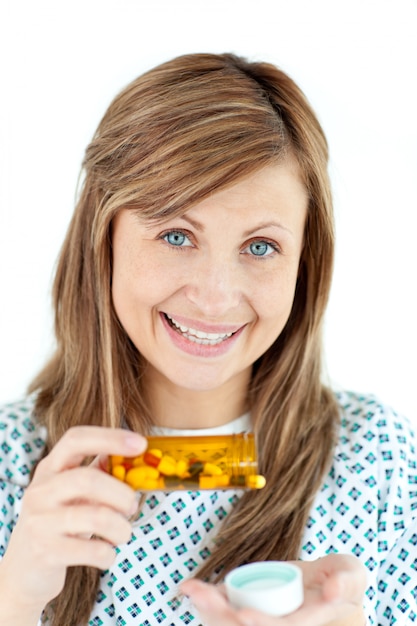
[
  {"xmin": 335, "ymin": 389, "xmax": 415, "ymax": 452},
  {"xmin": 324, "ymin": 393, "xmax": 417, "ymax": 623},
  {"xmin": 0, "ymin": 396, "xmax": 47, "ymax": 487},
  {"xmin": 333, "ymin": 390, "xmax": 417, "ymax": 514}
]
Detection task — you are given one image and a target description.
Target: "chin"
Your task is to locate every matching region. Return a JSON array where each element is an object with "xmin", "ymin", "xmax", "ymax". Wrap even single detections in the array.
[{"xmin": 166, "ymin": 369, "xmax": 233, "ymax": 393}]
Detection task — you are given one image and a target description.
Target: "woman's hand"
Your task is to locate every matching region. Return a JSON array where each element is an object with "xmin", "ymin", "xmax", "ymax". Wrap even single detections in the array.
[
  {"xmin": 181, "ymin": 554, "xmax": 367, "ymax": 626},
  {"xmin": 0, "ymin": 426, "xmax": 146, "ymax": 623}
]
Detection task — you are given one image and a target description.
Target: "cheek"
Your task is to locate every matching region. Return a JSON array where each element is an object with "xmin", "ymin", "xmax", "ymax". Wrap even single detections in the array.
[
  {"xmin": 112, "ymin": 251, "xmax": 149, "ymax": 317},
  {"xmin": 112, "ymin": 251, "xmax": 177, "ymax": 323},
  {"xmin": 251, "ymin": 275, "xmax": 299, "ymax": 358},
  {"xmin": 253, "ymin": 266, "xmax": 299, "ymax": 320}
]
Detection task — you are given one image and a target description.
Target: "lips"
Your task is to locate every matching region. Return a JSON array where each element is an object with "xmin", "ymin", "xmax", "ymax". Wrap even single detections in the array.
[{"xmin": 164, "ymin": 313, "xmax": 237, "ymax": 345}]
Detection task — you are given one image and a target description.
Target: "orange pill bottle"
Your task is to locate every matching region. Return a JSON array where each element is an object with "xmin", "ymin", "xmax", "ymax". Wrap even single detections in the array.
[{"xmin": 109, "ymin": 433, "xmax": 265, "ymax": 491}]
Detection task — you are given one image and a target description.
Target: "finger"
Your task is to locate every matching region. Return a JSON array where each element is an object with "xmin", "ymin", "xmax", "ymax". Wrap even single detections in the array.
[
  {"xmin": 48, "ymin": 504, "xmax": 133, "ymax": 546},
  {"xmin": 34, "ymin": 426, "xmax": 146, "ymax": 477},
  {"xmin": 181, "ymin": 579, "xmax": 244, "ymax": 625},
  {"xmin": 295, "ymin": 554, "xmax": 366, "ymax": 592},
  {"xmin": 39, "ymin": 534, "xmax": 120, "ymax": 571},
  {"xmin": 25, "ymin": 466, "xmax": 138, "ymax": 517},
  {"xmin": 235, "ymin": 603, "xmax": 329, "ymax": 626},
  {"xmin": 237, "ymin": 592, "xmax": 365, "ymax": 626},
  {"xmin": 321, "ymin": 564, "xmax": 367, "ymax": 604},
  {"xmin": 19, "ymin": 505, "xmax": 132, "ymax": 559},
  {"xmin": 182, "ymin": 580, "xmax": 297, "ymax": 626},
  {"xmin": 90, "ymin": 453, "xmax": 111, "ymax": 472}
]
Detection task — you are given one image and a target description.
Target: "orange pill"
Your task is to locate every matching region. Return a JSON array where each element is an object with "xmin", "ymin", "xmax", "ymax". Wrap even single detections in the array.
[
  {"xmin": 112, "ymin": 464, "xmax": 126, "ymax": 481},
  {"xmin": 144, "ymin": 449, "xmax": 163, "ymax": 467},
  {"xmin": 111, "ymin": 455, "xmax": 125, "ymax": 466}
]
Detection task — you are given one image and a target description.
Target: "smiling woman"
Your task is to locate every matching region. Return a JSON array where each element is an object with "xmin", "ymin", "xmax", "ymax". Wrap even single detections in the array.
[{"xmin": 0, "ymin": 52, "xmax": 415, "ymax": 626}]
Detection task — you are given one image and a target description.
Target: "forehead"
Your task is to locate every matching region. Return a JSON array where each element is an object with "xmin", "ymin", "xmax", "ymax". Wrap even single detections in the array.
[
  {"xmin": 131, "ymin": 159, "xmax": 308, "ymax": 226},
  {"xmin": 183, "ymin": 160, "xmax": 307, "ymax": 211}
]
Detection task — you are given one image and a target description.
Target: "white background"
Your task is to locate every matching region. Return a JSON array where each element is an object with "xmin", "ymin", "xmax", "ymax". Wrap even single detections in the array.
[{"xmin": 1, "ymin": 0, "xmax": 416, "ymax": 424}]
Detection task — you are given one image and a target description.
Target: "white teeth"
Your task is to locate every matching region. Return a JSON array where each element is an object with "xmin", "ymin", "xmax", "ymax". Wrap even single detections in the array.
[{"xmin": 165, "ymin": 314, "xmax": 234, "ymax": 344}]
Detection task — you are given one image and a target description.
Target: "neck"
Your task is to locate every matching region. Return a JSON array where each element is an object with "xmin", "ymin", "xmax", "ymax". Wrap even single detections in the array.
[{"xmin": 142, "ymin": 367, "xmax": 251, "ymax": 430}]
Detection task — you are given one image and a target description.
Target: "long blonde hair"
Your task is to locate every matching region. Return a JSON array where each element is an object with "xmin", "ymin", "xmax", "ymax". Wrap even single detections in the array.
[{"xmin": 30, "ymin": 52, "xmax": 338, "ymax": 623}]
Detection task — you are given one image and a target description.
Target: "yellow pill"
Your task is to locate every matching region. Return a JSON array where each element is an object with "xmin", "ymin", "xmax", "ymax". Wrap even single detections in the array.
[
  {"xmin": 125, "ymin": 467, "xmax": 147, "ymax": 489},
  {"xmin": 126, "ymin": 466, "xmax": 161, "ymax": 489},
  {"xmin": 112, "ymin": 464, "xmax": 126, "ymax": 481},
  {"xmin": 203, "ymin": 462, "xmax": 223, "ymax": 476},
  {"xmin": 199, "ymin": 475, "xmax": 219, "ymax": 489},
  {"xmin": 176, "ymin": 459, "xmax": 188, "ymax": 478},
  {"xmin": 148, "ymin": 448, "xmax": 163, "ymax": 459},
  {"xmin": 215, "ymin": 474, "xmax": 230, "ymax": 487},
  {"xmin": 246, "ymin": 474, "xmax": 266, "ymax": 489},
  {"xmin": 144, "ymin": 466, "xmax": 160, "ymax": 480},
  {"xmin": 157, "ymin": 455, "xmax": 177, "ymax": 476},
  {"xmin": 142, "ymin": 478, "xmax": 160, "ymax": 490},
  {"xmin": 111, "ymin": 455, "xmax": 125, "ymax": 466}
]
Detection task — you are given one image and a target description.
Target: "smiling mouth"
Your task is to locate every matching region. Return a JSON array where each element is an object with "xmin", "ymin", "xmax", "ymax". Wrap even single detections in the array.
[{"xmin": 164, "ymin": 313, "xmax": 236, "ymax": 346}]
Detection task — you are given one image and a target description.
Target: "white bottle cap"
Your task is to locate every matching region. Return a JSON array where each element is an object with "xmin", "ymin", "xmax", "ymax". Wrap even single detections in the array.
[{"xmin": 225, "ymin": 561, "xmax": 303, "ymax": 616}]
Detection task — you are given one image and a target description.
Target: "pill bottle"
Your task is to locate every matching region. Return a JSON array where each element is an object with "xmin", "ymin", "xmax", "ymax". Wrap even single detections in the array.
[{"xmin": 109, "ymin": 433, "xmax": 266, "ymax": 491}]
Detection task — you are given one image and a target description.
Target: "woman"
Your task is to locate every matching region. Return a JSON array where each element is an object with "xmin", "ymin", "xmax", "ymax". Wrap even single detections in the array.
[{"xmin": 0, "ymin": 53, "xmax": 415, "ymax": 625}]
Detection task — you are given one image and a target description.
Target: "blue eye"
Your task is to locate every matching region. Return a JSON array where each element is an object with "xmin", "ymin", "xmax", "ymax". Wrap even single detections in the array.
[
  {"xmin": 246, "ymin": 240, "xmax": 278, "ymax": 257},
  {"xmin": 162, "ymin": 231, "xmax": 192, "ymax": 247}
]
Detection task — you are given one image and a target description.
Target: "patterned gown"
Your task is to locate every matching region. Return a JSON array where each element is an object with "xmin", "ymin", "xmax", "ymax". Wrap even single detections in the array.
[{"xmin": 0, "ymin": 391, "xmax": 416, "ymax": 625}]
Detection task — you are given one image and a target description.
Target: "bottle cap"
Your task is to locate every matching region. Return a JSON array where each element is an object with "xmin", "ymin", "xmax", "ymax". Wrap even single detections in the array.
[{"xmin": 225, "ymin": 561, "xmax": 303, "ymax": 616}]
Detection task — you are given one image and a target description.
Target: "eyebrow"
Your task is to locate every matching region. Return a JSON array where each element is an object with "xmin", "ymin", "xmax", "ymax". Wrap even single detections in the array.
[{"xmin": 180, "ymin": 215, "xmax": 294, "ymax": 238}]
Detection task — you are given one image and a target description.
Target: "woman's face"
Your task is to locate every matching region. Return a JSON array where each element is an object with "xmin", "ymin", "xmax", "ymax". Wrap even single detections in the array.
[{"xmin": 112, "ymin": 162, "xmax": 308, "ymax": 401}]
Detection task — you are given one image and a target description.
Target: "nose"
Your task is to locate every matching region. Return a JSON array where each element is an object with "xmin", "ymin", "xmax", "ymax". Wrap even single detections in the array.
[{"xmin": 184, "ymin": 256, "xmax": 242, "ymax": 318}]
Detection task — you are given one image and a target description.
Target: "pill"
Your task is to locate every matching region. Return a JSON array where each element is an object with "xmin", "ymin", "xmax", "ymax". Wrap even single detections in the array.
[
  {"xmin": 188, "ymin": 461, "xmax": 204, "ymax": 476},
  {"xmin": 112, "ymin": 464, "xmax": 126, "ymax": 481},
  {"xmin": 215, "ymin": 474, "xmax": 230, "ymax": 487},
  {"xmin": 199, "ymin": 475, "xmax": 219, "ymax": 489},
  {"xmin": 144, "ymin": 449, "xmax": 163, "ymax": 467},
  {"xmin": 142, "ymin": 478, "xmax": 163, "ymax": 490},
  {"xmin": 126, "ymin": 466, "xmax": 160, "ymax": 489},
  {"xmin": 203, "ymin": 462, "xmax": 223, "ymax": 476},
  {"xmin": 157, "ymin": 454, "xmax": 177, "ymax": 476},
  {"xmin": 176, "ymin": 459, "xmax": 188, "ymax": 478},
  {"xmin": 246, "ymin": 475, "xmax": 266, "ymax": 489}
]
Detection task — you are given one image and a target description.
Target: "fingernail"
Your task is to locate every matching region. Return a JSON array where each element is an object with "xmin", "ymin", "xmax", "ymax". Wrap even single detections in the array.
[
  {"xmin": 125, "ymin": 433, "xmax": 145, "ymax": 451},
  {"xmin": 129, "ymin": 500, "xmax": 139, "ymax": 516}
]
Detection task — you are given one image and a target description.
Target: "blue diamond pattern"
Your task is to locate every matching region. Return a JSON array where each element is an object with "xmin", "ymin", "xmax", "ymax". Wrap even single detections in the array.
[{"xmin": 0, "ymin": 393, "xmax": 416, "ymax": 624}]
